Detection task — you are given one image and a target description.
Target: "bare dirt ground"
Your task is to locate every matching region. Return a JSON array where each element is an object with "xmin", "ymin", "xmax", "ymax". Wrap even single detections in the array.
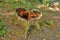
[{"xmin": 0, "ymin": 9, "xmax": 60, "ymax": 40}]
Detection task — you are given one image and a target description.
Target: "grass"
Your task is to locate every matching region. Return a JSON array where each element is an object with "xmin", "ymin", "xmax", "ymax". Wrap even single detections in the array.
[
  {"xmin": 0, "ymin": 0, "xmax": 58, "ymax": 39},
  {"xmin": 0, "ymin": 20, "xmax": 8, "ymax": 36},
  {"xmin": 0, "ymin": 0, "xmax": 37, "ymax": 11},
  {"xmin": 10, "ymin": 8, "xmax": 55, "ymax": 38}
]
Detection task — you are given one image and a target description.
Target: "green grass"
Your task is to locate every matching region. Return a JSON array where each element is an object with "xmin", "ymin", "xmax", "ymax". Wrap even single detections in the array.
[
  {"xmin": 0, "ymin": 0, "xmax": 56, "ymax": 38},
  {"xmin": 0, "ymin": 0, "xmax": 37, "ymax": 11},
  {"xmin": 0, "ymin": 20, "xmax": 8, "ymax": 36},
  {"xmin": 0, "ymin": 0, "xmax": 57, "ymax": 11}
]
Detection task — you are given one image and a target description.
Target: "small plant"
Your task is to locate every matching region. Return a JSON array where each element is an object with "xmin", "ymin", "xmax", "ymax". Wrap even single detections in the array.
[{"xmin": 0, "ymin": 20, "xmax": 8, "ymax": 36}]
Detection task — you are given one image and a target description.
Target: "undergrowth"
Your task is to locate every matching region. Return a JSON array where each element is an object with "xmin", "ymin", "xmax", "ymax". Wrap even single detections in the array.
[
  {"xmin": 0, "ymin": 20, "xmax": 8, "ymax": 36},
  {"xmin": 0, "ymin": 0, "xmax": 56, "ymax": 38}
]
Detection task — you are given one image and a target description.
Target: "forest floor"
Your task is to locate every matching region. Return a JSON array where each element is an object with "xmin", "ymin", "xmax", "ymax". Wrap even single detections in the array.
[{"xmin": 0, "ymin": 8, "xmax": 60, "ymax": 40}]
